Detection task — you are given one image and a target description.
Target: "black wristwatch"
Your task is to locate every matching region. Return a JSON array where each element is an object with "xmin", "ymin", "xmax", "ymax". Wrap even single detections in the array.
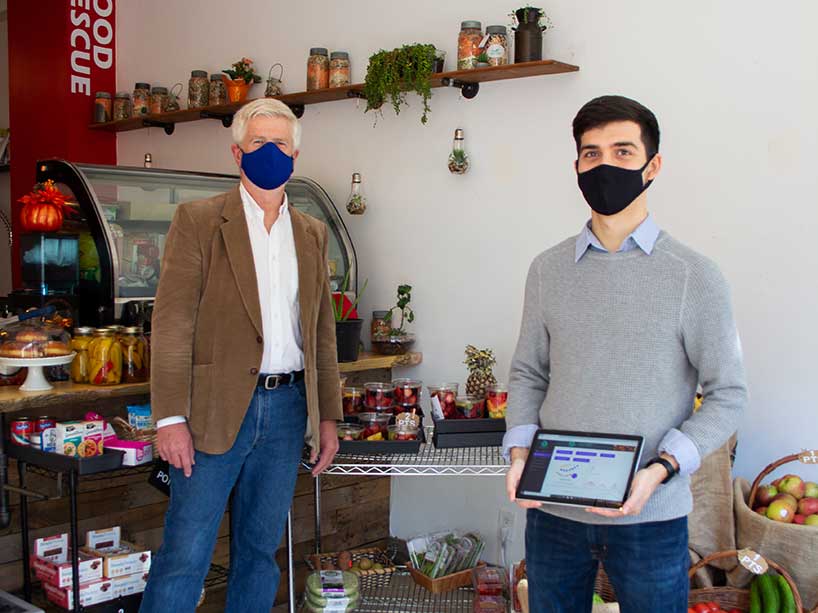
[{"xmin": 647, "ymin": 457, "xmax": 677, "ymax": 484}]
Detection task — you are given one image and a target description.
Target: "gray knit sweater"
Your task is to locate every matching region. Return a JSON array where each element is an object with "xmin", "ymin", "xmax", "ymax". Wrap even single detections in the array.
[{"xmin": 507, "ymin": 232, "xmax": 748, "ymax": 524}]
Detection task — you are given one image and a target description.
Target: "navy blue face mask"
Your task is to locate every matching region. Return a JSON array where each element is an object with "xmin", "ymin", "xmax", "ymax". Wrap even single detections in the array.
[
  {"xmin": 577, "ymin": 157, "xmax": 654, "ymax": 216},
  {"xmin": 239, "ymin": 142, "xmax": 294, "ymax": 190}
]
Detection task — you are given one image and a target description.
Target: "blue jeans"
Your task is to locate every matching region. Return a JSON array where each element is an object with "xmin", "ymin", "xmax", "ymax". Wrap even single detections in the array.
[
  {"xmin": 140, "ymin": 380, "xmax": 308, "ymax": 613},
  {"xmin": 525, "ymin": 509, "xmax": 689, "ymax": 613}
]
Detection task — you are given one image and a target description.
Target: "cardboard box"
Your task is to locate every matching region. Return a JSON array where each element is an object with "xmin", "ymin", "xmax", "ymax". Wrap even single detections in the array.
[
  {"xmin": 42, "ymin": 578, "xmax": 115, "ymax": 610},
  {"xmin": 79, "ymin": 420, "xmax": 104, "ymax": 457},
  {"xmin": 34, "ymin": 533, "xmax": 68, "ymax": 561},
  {"xmin": 54, "ymin": 422, "xmax": 83, "ymax": 457},
  {"xmin": 104, "ymin": 438, "xmax": 153, "ymax": 466},
  {"xmin": 111, "ymin": 572, "xmax": 148, "ymax": 598},
  {"xmin": 31, "ymin": 551, "xmax": 103, "ymax": 588},
  {"xmin": 82, "ymin": 527, "xmax": 151, "ymax": 579}
]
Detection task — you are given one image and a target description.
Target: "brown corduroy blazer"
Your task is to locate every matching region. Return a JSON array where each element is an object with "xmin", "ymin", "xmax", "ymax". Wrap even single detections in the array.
[{"xmin": 150, "ymin": 185, "xmax": 342, "ymax": 454}]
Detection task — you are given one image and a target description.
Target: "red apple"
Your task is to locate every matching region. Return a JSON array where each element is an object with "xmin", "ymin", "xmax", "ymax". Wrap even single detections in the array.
[
  {"xmin": 756, "ymin": 484, "xmax": 778, "ymax": 506},
  {"xmin": 797, "ymin": 497, "xmax": 818, "ymax": 516},
  {"xmin": 805, "ymin": 514, "xmax": 818, "ymax": 527},
  {"xmin": 794, "ymin": 514, "xmax": 806, "ymax": 525},
  {"xmin": 754, "ymin": 506, "xmax": 768, "ymax": 516},
  {"xmin": 767, "ymin": 499, "xmax": 796, "ymax": 523}
]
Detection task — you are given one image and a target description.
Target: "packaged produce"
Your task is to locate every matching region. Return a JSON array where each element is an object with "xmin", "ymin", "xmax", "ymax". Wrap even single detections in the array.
[
  {"xmin": 337, "ymin": 423, "xmax": 364, "ymax": 441},
  {"xmin": 472, "ymin": 566, "xmax": 507, "ymax": 596},
  {"xmin": 486, "ymin": 384, "xmax": 508, "ymax": 419},
  {"xmin": 304, "ymin": 570, "xmax": 360, "ymax": 612},
  {"xmin": 364, "ymin": 382, "xmax": 395, "ymax": 408},
  {"xmin": 342, "ymin": 387, "xmax": 364, "ymax": 416},
  {"xmin": 407, "ymin": 531, "xmax": 485, "ymax": 579},
  {"xmin": 393, "ymin": 378, "xmax": 422, "ymax": 406},
  {"xmin": 356, "ymin": 412, "xmax": 390, "ymax": 440},
  {"xmin": 456, "ymin": 395, "xmax": 485, "ymax": 419},
  {"xmin": 428, "ymin": 383, "xmax": 459, "ymax": 419},
  {"xmin": 127, "ymin": 403, "xmax": 153, "ymax": 430},
  {"xmin": 388, "ymin": 424, "xmax": 419, "ymax": 441}
]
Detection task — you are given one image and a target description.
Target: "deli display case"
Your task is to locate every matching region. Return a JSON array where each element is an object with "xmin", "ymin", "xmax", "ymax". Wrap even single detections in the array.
[{"xmin": 21, "ymin": 159, "xmax": 357, "ymax": 327}]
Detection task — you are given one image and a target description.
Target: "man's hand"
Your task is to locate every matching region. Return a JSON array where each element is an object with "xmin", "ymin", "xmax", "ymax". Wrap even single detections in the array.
[
  {"xmin": 506, "ymin": 448, "xmax": 542, "ymax": 510},
  {"xmin": 156, "ymin": 422, "xmax": 195, "ymax": 478},
  {"xmin": 585, "ymin": 462, "xmax": 668, "ymax": 518},
  {"xmin": 310, "ymin": 420, "xmax": 340, "ymax": 476}
]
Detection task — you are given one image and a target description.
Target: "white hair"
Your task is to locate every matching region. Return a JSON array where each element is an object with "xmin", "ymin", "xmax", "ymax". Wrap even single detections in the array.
[{"xmin": 232, "ymin": 98, "xmax": 301, "ymax": 150}]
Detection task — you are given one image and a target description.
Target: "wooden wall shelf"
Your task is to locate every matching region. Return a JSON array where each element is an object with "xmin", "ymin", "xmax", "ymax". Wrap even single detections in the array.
[{"xmin": 88, "ymin": 60, "xmax": 579, "ymax": 135}]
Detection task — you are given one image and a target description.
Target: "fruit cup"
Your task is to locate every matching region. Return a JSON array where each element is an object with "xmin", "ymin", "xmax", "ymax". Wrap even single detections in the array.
[
  {"xmin": 342, "ymin": 387, "xmax": 364, "ymax": 416},
  {"xmin": 364, "ymin": 382, "xmax": 396, "ymax": 409},
  {"xmin": 387, "ymin": 424, "xmax": 419, "ymax": 441},
  {"xmin": 485, "ymin": 384, "xmax": 508, "ymax": 419},
  {"xmin": 428, "ymin": 383, "xmax": 459, "ymax": 419},
  {"xmin": 357, "ymin": 412, "xmax": 391, "ymax": 440},
  {"xmin": 393, "ymin": 378, "xmax": 423, "ymax": 406},
  {"xmin": 456, "ymin": 395, "xmax": 485, "ymax": 419},
  {"xmin": 337, "ymin": 423, "xmax": 364, "ymax": 441}
]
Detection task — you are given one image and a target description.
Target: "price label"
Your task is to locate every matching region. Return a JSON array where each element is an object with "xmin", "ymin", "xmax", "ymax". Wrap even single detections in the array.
[
  {"xmin": 798, "ymin": 449, "xmax": 818, "ymax": 464},
  {"xmin": 430, "ymin": 396, "xmax": 445, "ymax": 421},
  {"xmin": 737, "ymin": 549, "xmax": 768, "ymax": 575}
]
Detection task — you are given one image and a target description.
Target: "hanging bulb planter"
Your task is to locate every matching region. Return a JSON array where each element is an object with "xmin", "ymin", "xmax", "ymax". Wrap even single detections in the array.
[
  {"xmin": 346, "ymin": 172, "xmax": 367, "ymax": 215},
  {"xmin": 448, "ymin": 128, "xmax": 470, "ymax": 174}
]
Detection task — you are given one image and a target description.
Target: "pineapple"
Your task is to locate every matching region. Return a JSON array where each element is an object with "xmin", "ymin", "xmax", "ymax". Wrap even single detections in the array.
[{"xmin": 464, "ymin": 345, "xmax": 497, "ymax": 398}]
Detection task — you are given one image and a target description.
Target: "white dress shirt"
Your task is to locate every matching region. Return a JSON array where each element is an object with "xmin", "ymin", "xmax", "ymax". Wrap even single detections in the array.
[{"xmin": 156, "ymin": 184, "xmax": 304, "ymax": 429}]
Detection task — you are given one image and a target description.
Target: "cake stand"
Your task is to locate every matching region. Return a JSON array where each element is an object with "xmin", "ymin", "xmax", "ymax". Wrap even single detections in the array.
[{"xmin": 0, "ymin": 353, "xmax": 76, "ymax": 391}]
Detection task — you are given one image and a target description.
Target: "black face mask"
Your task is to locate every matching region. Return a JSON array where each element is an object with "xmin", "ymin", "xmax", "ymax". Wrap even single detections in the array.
[{"xmin": 577, "ymin": 157, "xmax": 654, "ymax": 216}]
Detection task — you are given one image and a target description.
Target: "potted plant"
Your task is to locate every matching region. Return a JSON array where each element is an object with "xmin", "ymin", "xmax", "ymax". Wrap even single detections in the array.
[
  {"xmin": 372, "ymin": 284, "xmax": 416, "ymax": 356},
  {"xmin": 18, "ymin": 180, "xmax": 75, "ymax": 232},
  {"xmin": 333, "ymin": 271, "xmax": 368, "ymax": 363},
  {"xmin": 363, "ymin": 43, "xmax": 436, "ymax": 124},
  {"xmin": 509, "ymin": 6, "xmax": 553, "ymax": 63},
  {"xmin": 476, "ymin": 52, "xmax": 490, "ymax": 68},
  {"xmin": 222, "ymin": 57, "xmax": 262, "ymax": 103}
]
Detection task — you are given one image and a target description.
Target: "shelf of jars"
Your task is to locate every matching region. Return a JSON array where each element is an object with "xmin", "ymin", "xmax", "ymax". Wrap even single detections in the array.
[{"xmin": 87, "ymin": 60, "xmax": 579, "ymax": 135}]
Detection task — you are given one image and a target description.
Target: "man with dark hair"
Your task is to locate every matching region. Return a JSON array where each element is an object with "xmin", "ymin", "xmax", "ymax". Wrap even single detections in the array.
[{"xmin": 504, "ymin": 95, "xmax": 747, "ymax": 613}]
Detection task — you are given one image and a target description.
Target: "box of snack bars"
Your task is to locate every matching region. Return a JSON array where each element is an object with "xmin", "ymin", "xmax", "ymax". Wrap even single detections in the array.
[
  {"xmin": 31, "ymin": 534, "xmax": 103, "ymax": 588},
  {"xmin": 111, "ymin": 572, "xmax": 148, "ymax": 598},
  {"xmin": 79, "ymin": 420, "xmax": 104, "ymax": 457},
  {"xmin": 42, "ymin": 578, "xmax": 114, "ymax": 610},
  {"xmin": 54, "ymin": 422, "xmax": 83, "ymax": 457},
  {"xmin": 81, "ymin": 527, "xmax": 151, "ymax": 579}
]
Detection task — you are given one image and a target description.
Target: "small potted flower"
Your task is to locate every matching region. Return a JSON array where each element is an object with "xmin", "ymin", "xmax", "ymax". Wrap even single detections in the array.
[{"xmin": 222, "ymin": 57, "xmax": 262, "ymax": 103}]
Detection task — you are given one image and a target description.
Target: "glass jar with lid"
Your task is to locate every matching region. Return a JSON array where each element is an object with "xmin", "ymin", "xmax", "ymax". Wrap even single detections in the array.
[
  {"xmin": 93, "ymin": 92, "xmax": 112, "ymax": 123},
  {"xmin": 70, "ymin": 327, "xmax": 94, "ymax": 383},
  {"xmin": 188, "ymin": 70, "xmax": 209, "ymax": 109},
  {"xmin": 88, "ymin": 328, "xmax": 122, "ymax": 386},
  {"xmin": 307, "ymin": 47, "xmax": 329, "ymax": 90},
  {"xmin": 119, "ymin": 326, "xmax": 149, "ymax": 383},
  {"xmin": 329, "ymin": 51, "xmax": 351, "ymax": 88},
  {"xmin": 485, "ymin": 25, "xmax": 509, "ymax": 66},
  {"xmin": 149, "ymin": 87, "xmax": 168, "ymax": 114},
  {"xmin": 209, "ymin": 74, "xmax": 227, "ymax": 105},
  {"xmin": 457, "ymin": 21, "xmax": 483, "ymax": 70},
  {"xmin": 113, "ymin": 92, "xmax": 132, "ymax": 121},
  {"xmin": 132, "ymin": 82, "xmax": 150, "ymax": 117}
]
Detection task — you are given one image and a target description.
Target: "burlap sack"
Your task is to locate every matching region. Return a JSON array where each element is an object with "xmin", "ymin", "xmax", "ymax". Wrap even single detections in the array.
[
  {"xmin": 733, "ymin": 477, "xmax": 818, "ymax": 608},
  {"xmin": 688, "ymin": 436, "xmax": 739, "ymax": 587}
]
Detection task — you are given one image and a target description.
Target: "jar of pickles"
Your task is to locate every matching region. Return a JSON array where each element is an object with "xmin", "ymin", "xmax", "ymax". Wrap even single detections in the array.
[
  {"xmin": 209, "ymin": 74, "xmax": 227, "ymax": 105},
  {"xmin": 70, "ymin": 327, "xmax": 94, "ymax": 383},
  {"xmin": 132, "ymin": 82, "xmax": 150, "ymax": 117},
  {"xmin": 113, "ymin": 92, "xmax": 132, "ymax": 121},
  {"xmin": 188, "ymin": 70, "xmax": 209, "ymax": 109},
  {"xmin": 457, "ymin": 21, "xmax": 483, "ymax": 70},
  {"xmin": 150, "ymin": 87, "xmax": 168, "ymax": 114},
  {"xmin": 306, "ymin": 47, "xmax": 329, "ymax": 90},
  {"xmin": 329, "ymin": 51, "xmax": 350, "ymax": 88},
  {"xmin": 88, "ymin": 329, "xmax": 122, "ymax": 386},
  {"xmin": 120, "ymin": 326, "xmax": 149, "ymax": 383}
]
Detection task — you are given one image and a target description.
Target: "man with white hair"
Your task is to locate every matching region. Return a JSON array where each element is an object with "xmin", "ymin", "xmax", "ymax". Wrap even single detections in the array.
[{"xmin": 140, "ymin": 99, "xmax": 342, "ymax": 612}]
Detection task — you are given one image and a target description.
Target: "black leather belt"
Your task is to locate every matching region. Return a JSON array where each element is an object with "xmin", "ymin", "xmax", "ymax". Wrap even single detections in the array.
[{"xmin": 257, "ymin": 370, "xmax": 304, "ymax": 390}]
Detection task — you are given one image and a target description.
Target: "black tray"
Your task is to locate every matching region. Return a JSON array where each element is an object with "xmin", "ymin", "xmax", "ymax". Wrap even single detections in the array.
[
  {"xmin": 432, "ymin": 417, "xmax": 506, "ymax": 434},
  {"xmin": 7, "ymin": 444, "xmax": 124, "ymax": 474},
  {"xmin": 432, "ymin": 417, "xmax": 506, "ymax": 449},
  {"xmin": 338, "ymin": 417, "xmax": 426, "ymax": 455}
]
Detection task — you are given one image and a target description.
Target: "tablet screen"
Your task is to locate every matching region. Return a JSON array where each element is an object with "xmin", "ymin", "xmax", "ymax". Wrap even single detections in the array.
[{"xmin": 516, "ymin": 430, "xmax": 644, "ymax": 508}]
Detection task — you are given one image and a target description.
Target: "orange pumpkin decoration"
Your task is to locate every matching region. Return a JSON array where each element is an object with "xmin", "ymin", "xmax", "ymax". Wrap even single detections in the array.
[{"xmin": 18, "ymin": 180, "xmax": 73, "ymax": 232}]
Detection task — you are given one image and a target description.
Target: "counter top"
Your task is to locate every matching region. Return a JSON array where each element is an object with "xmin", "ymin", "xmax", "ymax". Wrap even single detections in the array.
[{"xmin": 0, "ymin": 352, "xmax": 422, "ymax": 413}]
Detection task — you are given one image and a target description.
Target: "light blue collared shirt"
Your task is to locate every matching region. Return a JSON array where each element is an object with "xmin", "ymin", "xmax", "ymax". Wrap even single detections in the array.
[{"xmin": 503, "ymin": 215, "xmax": 703, "ymax": 477}]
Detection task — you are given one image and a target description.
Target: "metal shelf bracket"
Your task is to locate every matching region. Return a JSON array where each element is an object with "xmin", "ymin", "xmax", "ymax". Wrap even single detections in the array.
[
  {"xmin": 441, "ymin": 78, "xmax": 480, "ymax": 99},
  {"xmin": 142, "ymin": 119, "xmax": 175, "ymax": 135},
  {"xmin": 199, "ymin": 110, "xmax": 234, "ymax": 128}
]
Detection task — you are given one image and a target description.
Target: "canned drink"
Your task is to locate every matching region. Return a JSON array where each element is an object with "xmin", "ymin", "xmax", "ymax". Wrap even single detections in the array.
[
  {"xmin": 35, "ymin": 417, "xmax": 57, "ymax": 433},
  {"xmin": 10, "ymin": 418, "xmax": 33, "ymax": 446},
  {"xmin": 29, "ymin": 432, "xmax": 42, "ymax": 449}
]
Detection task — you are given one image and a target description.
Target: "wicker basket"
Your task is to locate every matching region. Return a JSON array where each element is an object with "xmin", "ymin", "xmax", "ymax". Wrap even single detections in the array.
[
  {"xmin": 688, "ymin": 549, "xmax": 804, "ymax": 612},
  {"xmin": 748, "ymin": 451, "xmax": 813, "ymax": 508},
  {"xmin": 306, "ymin": 546, "xmax": 395, "ymax": 578},
  {"xmin": 111, "ymin": 416, "xmax": 158, "ymax": 446},
  {"xmin": 407, "ymin": 561, "xmax": 485, "ymax": 594}
]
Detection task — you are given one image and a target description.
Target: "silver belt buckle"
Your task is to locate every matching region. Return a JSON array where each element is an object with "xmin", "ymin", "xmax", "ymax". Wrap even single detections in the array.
[{"xmin": 263, "ymin": 374, "xmax": 282, "ymax": 390}]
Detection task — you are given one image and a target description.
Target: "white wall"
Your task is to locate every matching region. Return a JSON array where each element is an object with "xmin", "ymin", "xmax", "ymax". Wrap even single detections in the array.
[
  {"xmin": 0, "ymin": 0, "xmax": 11, "ymax": 295},
  {"xmin": 116, "ymin": 1, "xmax": 818, "ymax": 565}
]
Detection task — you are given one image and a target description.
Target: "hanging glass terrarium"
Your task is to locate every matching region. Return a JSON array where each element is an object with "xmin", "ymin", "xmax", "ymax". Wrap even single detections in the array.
[
  {"xmin": 448, "ymin": 128, "xmax": 470, "ymax": 174},
  {"xmin": 346, "ymin": 172, "xmax": 367, "ymax": 215}
]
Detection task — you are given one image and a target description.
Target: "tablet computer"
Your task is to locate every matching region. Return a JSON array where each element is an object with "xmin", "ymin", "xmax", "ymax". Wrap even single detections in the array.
[{"xmin": 515, "ymin": 429, "xmax": 645, "ymax": 509}]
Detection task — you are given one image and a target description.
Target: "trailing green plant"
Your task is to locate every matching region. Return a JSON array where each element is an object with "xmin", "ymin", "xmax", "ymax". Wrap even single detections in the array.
[
  {"xmin": 333, "ymin": 269, "xmax": 368, "ymax": 322},
  {"xmin": 363, "ymin": 44, "xmax": 436, "ymax": 124},
  {"xmin": 383, "ymin": 284, "xmax": 414, "ymax": 335},
  {"xmin": 509, "ymin": 6, "xmax": 553, "ymax": 31}
]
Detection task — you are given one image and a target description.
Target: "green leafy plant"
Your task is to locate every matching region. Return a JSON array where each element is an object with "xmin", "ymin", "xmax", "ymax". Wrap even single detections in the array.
[
  {"xmin": 223, "ymin": 57, "xmax": 262, "ymax": 84},
  {"xmin": 383, "ymin": 284, "xmax": 415, "ymax": 336},
  {"xmin": 509, "ymin": 6, "xmax": 553, "ymax": 31},
  {"xmin": 477, "ymin": 52, "xmax": 489, "ymax": 64},
  {"xmin": 333, "ymin": 269, "xmax": 368, "ymax": 322},
  {"xmin": 363, "ymin": 44, "xmax": 436, "ymax": 124}
]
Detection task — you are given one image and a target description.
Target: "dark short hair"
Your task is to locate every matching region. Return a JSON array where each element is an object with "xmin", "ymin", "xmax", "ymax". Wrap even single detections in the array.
[{"xmin": 572, "ymin": 95, "xmax": 660, "ymax": 158}]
